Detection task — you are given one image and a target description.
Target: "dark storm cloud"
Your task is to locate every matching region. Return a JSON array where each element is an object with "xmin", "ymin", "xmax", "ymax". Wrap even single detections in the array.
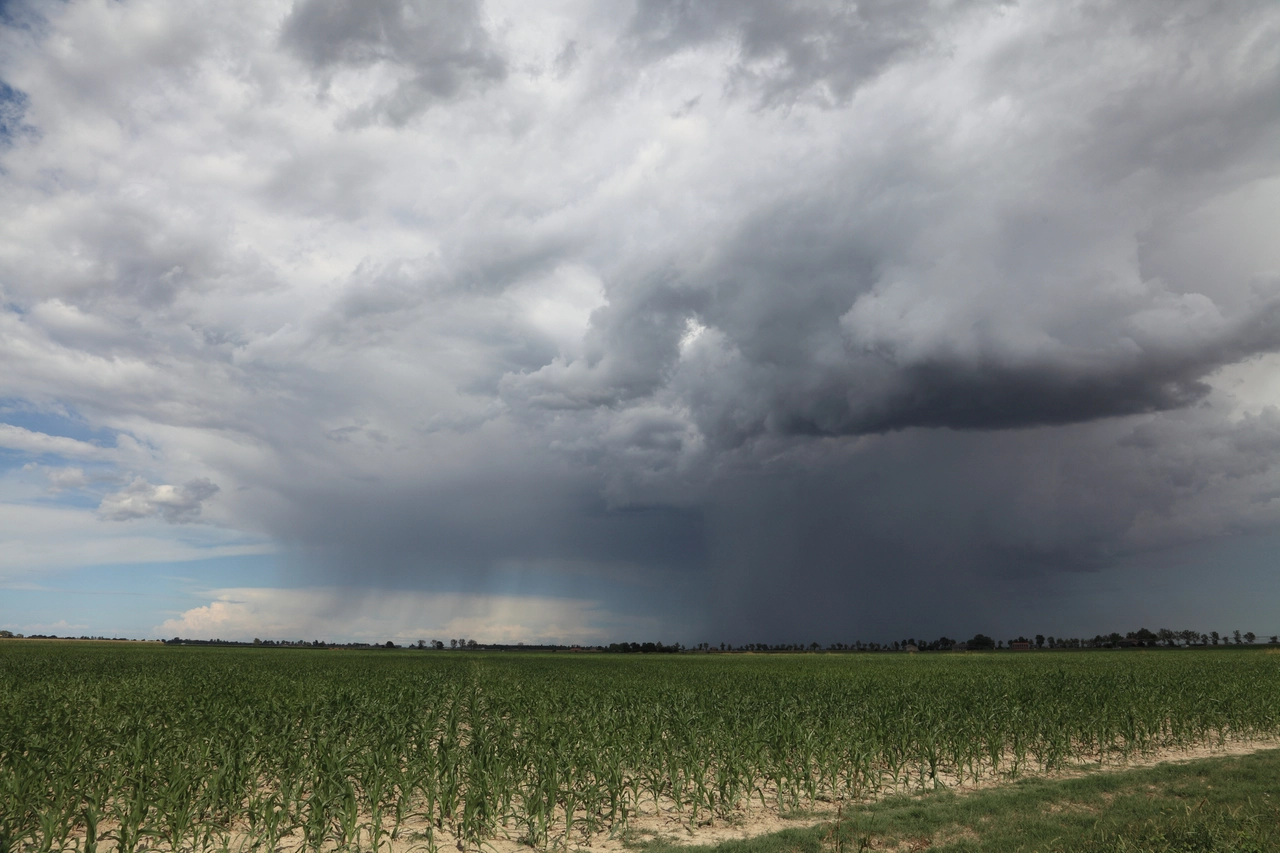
[
  {"xmin": 274, "ymin": 467, "xmax": 705, "ymax": 583},
  {"xmin": 592, "ymin": 0, "xmax": 1280, "ymax": 443},
  {"xmin": 702, "ymin": 406, "xmax": 1280, "ymax": 642},
  {"xmin": 780, "ymin": 296, "xmax": 1280, "ymax": 436},
  {"xmin": 282, "ymin": 0, "xmax": 506, "ymax": 124},
  {"xmin": 4, "ymin": 0, "xmax": 1280, "ymax": 641}
]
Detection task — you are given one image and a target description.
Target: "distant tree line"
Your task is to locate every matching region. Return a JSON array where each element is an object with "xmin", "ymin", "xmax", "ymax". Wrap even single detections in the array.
[
  {"xmin": 605, "ymin": 641, "xmax": 682, "ymax": 653},
  {"xmin": 5, "ymin": 628, "xmax": 1277, "ymax": 651},
  {"xmin": 995, "ymin": 628, "xmax": 1264, "ymax": 649},
  {"xmin": 0, "ymin": 631, "xmax": 151, "ymax": 642},
  {"xmin": 690, "ymin": 628, "xmax": 1277, "ymax": 653}
]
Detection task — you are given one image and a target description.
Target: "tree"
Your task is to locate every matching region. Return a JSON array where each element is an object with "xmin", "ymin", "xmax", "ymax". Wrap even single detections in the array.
[
  {"xmin": 1210, "ymin": 631, "xmax": 1220, "ymax": 646},
  {"xmin": 450, "ymin": 639, "xmax": 458, "ymax": 649},
  {"xmin": 1128, "ymin": 628, "xmax": 1158, "ymax": 646},
  {"xmin": 1244, "ymin": 632, "xmax": 1256, "ymax": 644},
  {"xmin": 968, "ymin": 634, "xmax": 996, "ymax": 650},
  {"xmin": 1035, "ymin": 634, "xmax": 1045, "ymax": 649}
]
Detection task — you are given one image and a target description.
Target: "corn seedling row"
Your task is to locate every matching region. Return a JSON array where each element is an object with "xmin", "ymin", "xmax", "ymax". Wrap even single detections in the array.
[{"xmin": 3, "ymin": 645, "xmax": 1279, "ymax": 853}]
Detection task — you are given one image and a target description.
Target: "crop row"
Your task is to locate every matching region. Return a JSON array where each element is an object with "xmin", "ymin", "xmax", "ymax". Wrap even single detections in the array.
[{"xmin": 2, "ymin": 645, "xmax": 1279, "ymax": 853}]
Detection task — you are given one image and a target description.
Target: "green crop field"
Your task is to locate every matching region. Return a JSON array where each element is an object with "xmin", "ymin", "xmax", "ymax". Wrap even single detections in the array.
[{"xmin": 3, "ymin": 643, "xmax": 1280, "ymax": 853}]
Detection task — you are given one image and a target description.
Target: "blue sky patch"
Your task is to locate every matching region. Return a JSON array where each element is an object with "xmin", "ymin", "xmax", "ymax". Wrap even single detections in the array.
[
  {"xmin": 0, "ymin": 79, "xmax": 32, "ymax": 145},
  {"xmin": 0, "ymin": 554, "xmax": 286, "ymax": 638},
  {"xmin": 0, "ymin": 398, "xmax": 121, "ymax": 446}
]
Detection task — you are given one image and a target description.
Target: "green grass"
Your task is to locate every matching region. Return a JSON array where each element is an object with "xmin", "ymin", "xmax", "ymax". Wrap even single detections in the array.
[
  {"xmin": 3, "ymin": 642, "xmax": 1280, "ymax": 852},
  {"xmin": 634, "ymin": 749, "xmax": 1280, "ymax": 853}
]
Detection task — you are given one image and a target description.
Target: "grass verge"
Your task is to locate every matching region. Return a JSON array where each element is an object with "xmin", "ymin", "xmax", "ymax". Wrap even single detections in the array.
[{"xmin": 630, "ymin": 748, "xmax": 1280, "ymax": 853}]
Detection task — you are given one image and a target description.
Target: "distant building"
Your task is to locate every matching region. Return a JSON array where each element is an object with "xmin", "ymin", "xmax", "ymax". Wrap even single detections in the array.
[{"xmin": 1010, "ymin": 642, "xmax": 1031, "ymax": 651}]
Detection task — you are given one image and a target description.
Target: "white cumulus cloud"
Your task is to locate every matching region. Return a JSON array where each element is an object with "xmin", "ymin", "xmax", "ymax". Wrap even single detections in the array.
[{"xmin": 97, "ymin": 477, "xmax": 220, "ymax": 523}]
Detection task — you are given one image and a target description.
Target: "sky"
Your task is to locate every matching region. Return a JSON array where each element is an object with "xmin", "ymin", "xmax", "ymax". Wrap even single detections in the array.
[{"xmin": 2, "ymin": 0, "xmax": 1280, "ymax": 646}]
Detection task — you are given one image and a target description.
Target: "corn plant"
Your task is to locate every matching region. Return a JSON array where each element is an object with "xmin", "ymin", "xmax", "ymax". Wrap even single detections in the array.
[{"xmin": 2, "ymin": 642, "xmax": 1280, "ymax": 853}]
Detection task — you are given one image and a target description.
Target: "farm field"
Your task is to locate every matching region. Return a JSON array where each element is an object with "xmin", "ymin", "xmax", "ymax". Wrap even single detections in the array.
[
  {"xmin": 3, "ymin": 643, "xmax": 1280, "ymax": 853},
  {"xmin": 647, "ymin": 747, "xmax": 1280, "ymax": 853}
]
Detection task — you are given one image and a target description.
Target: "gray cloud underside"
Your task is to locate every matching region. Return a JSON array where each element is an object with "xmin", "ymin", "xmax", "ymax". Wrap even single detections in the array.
[
  {"xmin": 626, "ymin": 0, "xmax": 998, "ymax": 108},
  {"xmin": 2, "ymin": 0, "xmax": 1280, "ymax": 638},
  {"xmin": 281, "ymin": 0, "xmax": 506, "ymax": 125}
]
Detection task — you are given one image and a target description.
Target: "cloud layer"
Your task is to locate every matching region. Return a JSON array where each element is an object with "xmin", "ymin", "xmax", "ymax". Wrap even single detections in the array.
[{"xmin": 2, "ymin": 0, "xmax": 1280, "ymax": 640}]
